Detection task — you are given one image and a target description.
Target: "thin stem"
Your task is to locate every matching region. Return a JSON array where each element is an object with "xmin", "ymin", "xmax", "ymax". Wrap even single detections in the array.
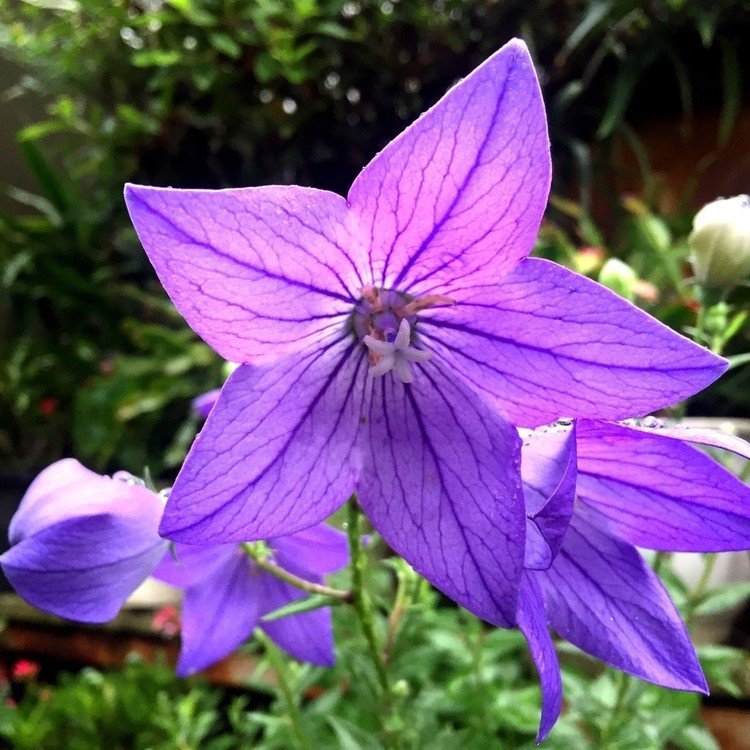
[
  {"xmin": 600, "ymin": 671, "xmax": 632, "ymax": 748},
  {"xmin": 346, "ymin": 495, "xmax": 391, "ymax": 695},
  {"xmin": 257, "ymin": 631, "xmax": 313, "ymax": 750},
  {"xmin": 382, "ymin": 566, "xmax": 409, "ymax": 666},
  {"xmin": 242, "ymin": 543, "xmax": 352, "ymax": 602},
  {"xmin": 695, "ymin": 554, "xmax": 718, "ymax": 600},
  {"xmin": 685, "ymin": 553, "xmax": 718, "ymax": 626},
  {"xmin": 652, "ymin": 551, "xmax": 670, "ymax": 575}
]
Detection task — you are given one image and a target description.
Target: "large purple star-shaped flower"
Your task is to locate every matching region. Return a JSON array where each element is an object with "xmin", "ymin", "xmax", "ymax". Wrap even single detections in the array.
[
  {"xmin": 125, "ymin": 39, "xmax": 724, "ymax": 628},
  {"xmin": 515, "ymin": 420, "xmax": 750, "ymax": 740},
  {"xmin": 0, "ymin": 460, "xmax": 348, "ymax": 674}
]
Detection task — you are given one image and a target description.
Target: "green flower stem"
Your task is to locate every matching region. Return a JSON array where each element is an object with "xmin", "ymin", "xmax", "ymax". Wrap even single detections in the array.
[
  {"xmin": 346, "ymin": 495, "xmax": 391, "ymax": 696},
  {"xmin": 241, "ymin": 543, "xmax": 352, "ymax": 602},
  {"xmin": 695, "ymin": 554, "xmax": 718, "ymax": 599},
  {"xmin": 652, "ymin": 551, "xmax": 670, "ymax": 575},
  {"xmin": 257, "ymin": 631, "xmax": 313, "ymax": 750},
  {"xmin": 685, "ymin": 553, "xmax": 718, "ymax": 625},
  {"xmin": 382, "ymin": 569, "xmax": 409, "ymax": 666},
  {"xmin": 600, "ymin": 671, "xmax": 632, "ymax": 748}
]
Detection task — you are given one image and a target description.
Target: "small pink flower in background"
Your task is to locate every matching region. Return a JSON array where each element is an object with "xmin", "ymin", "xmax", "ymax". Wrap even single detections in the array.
[
  {"xmin": 152, "ymin": 604, "xmax": 181, "ymax": 637},
  {"xmin": 12, "ymin": 659, "xmax": 40, "ymax": 681}
]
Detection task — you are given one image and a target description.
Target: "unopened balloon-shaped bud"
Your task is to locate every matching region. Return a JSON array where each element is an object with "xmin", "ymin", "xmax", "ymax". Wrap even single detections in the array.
[
  {"xmin": 598, "ymin": 258, "xmax": 638, "ymax": 301},
  {"xmin": 689, "ymin": 195, "xmax": 750, "ymax": 290}
]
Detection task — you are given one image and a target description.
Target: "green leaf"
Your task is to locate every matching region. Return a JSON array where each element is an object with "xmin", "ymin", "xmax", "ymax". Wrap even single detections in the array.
[
  {"xmin": 16, "ymin": 120, "xmax": 68, "ymax": 142},
  {"xmin": 261, "ymin": 594, "xmax": 340, "ymax": 622},
  {"xmin": 726, "ymin": 352, "xmax": 750, "ymax": 371},
  {"xmin": 719, "ymin": 39, "xmax": 741, "ymax": 145},
  {"xmin": 674, "ymin": 724, "xmax": 720, "ymax": 750},
  {"xmin": 597, "ymin": 44, "xmax": 658, "ymax": 139},
  {"xmin": 328, "ymin": 716, "xmax": 381, "ymax": 750},
  {"xmin": 693, "ymin": 582, "xmax": 750, "ymax": 616},
  {"xmin": 21, "ymin": 0, "xmax": 79, "ymax": 10},
  {"xmin": 166, "ymin": 0, "xmax": 216, "ymax": 25},
  {"xmin": 254, "ymin": 52, "xmax": 279, "ymax": 83},
  {"xmin": 17, "ymin": 140, "xmax": 70, "ymax": 215},
  {"xmin": 209, "ymin": 32, "xmax": 242, "ymax": 59},
  {"xmin": 131, "ymin": 50, "xmax": 182, "ymax": 68},
  {"xmin": 495, "ymin": 685, "xmax": 541, "ymax": 734},
  {"xmin": 560, "ymin": 0, "xmax": 616, "ymax": 60}
]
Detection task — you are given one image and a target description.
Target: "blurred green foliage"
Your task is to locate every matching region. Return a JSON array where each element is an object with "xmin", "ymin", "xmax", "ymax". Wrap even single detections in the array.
[
  {"xmin": 1, "ymin": 554, "xmax": 747, "ymax": 749},
  {"xmin": 1, "ymin": 0, "xmax": 749, "ymax": 472}
]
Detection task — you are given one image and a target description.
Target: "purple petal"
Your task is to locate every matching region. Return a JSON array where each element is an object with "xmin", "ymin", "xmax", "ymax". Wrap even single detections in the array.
[
  {"xmin": 517, "ymin": 572, "xmax": 562, "ymax": 742},
  {"xmin": 177, "ymin": 550, "xmax": 260, "ymax": 676},
  {"xmin": 359, "ymin": 361, "xmax": 525, "ymax": 627},
  {"xmin": 537, "ymin": 514, "xmax": 707, "ymax": 692},
  {"xmin": 521, "ymin": 422, "xmax": 577, "ymax": 570},
  {"xmin": 624, "ymin": 420, "xmax": 750, "ymax": 462},
  {"xmin": 9, "ymin": 459, "xmax": 138, "ymax": 544},
  {"xmin": 348, "ymin": 39, "xmax": 549, "ymax": 294},
  {"xmin": 418, "ymin": 258, "xmax": 726, "ymax": 427},
  {"xmin": 192, "ymin": 389, "xmax": 221, "ymax": 419},
  {"xmin": 259, "ymin": 574, "xmax": 335, "ymax": 666},
  {"xmin": 124, "ymin": 184, "xmax": 367, "ymax": 363},
  {"xmin": 270, "ymin": 524, "xmax": 349, "ymax": 577},
  {"xmin": 153, "ymin": 543, "xmax": 236, "ymax": 588},
  {"xmin": 524, "ymin": 520, "xmax": 554, "ymax": 571},
  {"xmin": 1, "ymin": 514, "xmax": 166, "ymax": 623},
  {"xmin": 576, "ymin": 419, "xmax": 750, "ymax": 552},
  {"xmin": 160, "ymin": 341, "xmax": 363, "ymax": 543}
]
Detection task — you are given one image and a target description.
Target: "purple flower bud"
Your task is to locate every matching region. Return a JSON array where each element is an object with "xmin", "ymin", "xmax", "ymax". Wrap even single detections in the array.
[{"xmin": 1, "ymin": 460, "xmax": 167, "ymax": 623}]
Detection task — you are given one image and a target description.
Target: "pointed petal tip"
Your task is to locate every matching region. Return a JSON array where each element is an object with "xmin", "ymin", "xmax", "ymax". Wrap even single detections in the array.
[
  {"xmin": 504, "ymin": 37, "xmax": 531, "ymax": 59},
  {"xmin": 535, "ymin": 726, "xmax": 552, "ymax": 744},
  {"xmin": 158, "ymin": 512, "xmax": 203, "ymax": 545},
  {"xmin": 690, "ymin": 669, "xmax": 710, "ymax": 696},
  {"xmin": 123, "ymin": 182, "xmax": 144, "ymax": 202}
]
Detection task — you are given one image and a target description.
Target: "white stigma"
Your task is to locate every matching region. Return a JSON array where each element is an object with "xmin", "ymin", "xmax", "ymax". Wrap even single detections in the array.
[{"xmin": 363, "ymin": 318, "xmax": 431, "ymax": 384}]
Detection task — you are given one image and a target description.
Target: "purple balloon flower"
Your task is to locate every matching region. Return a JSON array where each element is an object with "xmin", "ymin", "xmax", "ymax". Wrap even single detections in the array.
[
  {"xmin": 0, "ymin": 459, "xmax": 167, "ymax": 623},
  {"xmin": 1, "ymin": 461, "xmax": 348, "ymax": 673},
  {"xmin": 153, "ymin": 524, "xmax": 348, "ymax": 675},
  {"xmin": 124, "ymin": 39, "xmax": 724, "ymax": 628},
  {"xmin": 516, "ymin": 419, "xmax": 750, "ymax": 740}
]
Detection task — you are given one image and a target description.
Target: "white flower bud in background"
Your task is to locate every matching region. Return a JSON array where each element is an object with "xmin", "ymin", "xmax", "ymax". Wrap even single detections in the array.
[
  {"xmin": 598, "ymin": 258, "xmax": 638, "ymax": 301},
  {"xmin": 689, "ymin": 195, "xmax": 750, "ymax": 290}
]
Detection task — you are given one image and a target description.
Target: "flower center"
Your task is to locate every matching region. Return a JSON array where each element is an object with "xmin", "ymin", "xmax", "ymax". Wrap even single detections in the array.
[{"xmin": 351, "ymin": 286, "xmax": 453, "ymax": 384}]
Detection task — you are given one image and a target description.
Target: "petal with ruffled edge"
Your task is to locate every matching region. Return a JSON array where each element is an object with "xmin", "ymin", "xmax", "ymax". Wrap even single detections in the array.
[
  {"xmin": 517, "ymin": 572, "xmax": 562, "ymax": 742},
  {"xmin": 259, "ymin": 574, "xmax": 335, "ymax": 666},
  {"xmin": 419, "ymin": 258, "xmax": 726, "ymax": 427},
  {"xmin": 575, "ymin": 419, "xmax": 750, "ymax": 552},
  {"xmin": 1, "ymin": 513, "xmax": 166, "ymax": 623},
  {"xmin": 537, "ymin": 514, "xmax": 706, "ymax": 692},
  {"xmin": 359, "ymin": 361, "xmax": 525, "ymax": 627},
  {"xmin": 124, "ymin": 184, "xmax": 367, "ymax": 364},
  {"xmin": 177, "ymin": 550, "xmax": 261, "ymax": 676},
  {"xmin": 520, "ymin": 421, "xmax": 577, "ymax": 570},
  {"xmin": 348, "ymin": 39, "xmax": 549, "ymax": 295},
  {"xmin": 270, "ymin": 524, "xmax": 349, "ymax": 577},
  {"xmin": 160, "ymin": 339, "xmax": 365, "ymax": 543}
]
